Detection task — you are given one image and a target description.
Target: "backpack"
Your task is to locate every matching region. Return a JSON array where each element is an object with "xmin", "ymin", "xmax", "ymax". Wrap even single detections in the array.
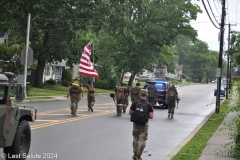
[
  {"xmin": 131, "ymin": 87, "xmax": 141, "ymax": 96},
  {"xmin": 168, "ymin": 87, "xmax": 176, "ymax": 101},
  {"xmin": 88, "ymin": 84, "xmax": 94, "ymax": 92},
  {"xmin": 130, "ymin": 100, "xmax": 149, "ymax": 125},
  {"xmin": 147, "ymin": 84, "xmax": 156, "ymax": 98},
  {"xmin": 70, "ymin": 86, "xmax": 82, "ymax": 95},
  {"xmin": 116, "ymin": 86, "xmax": 125, "ymax": 100}
]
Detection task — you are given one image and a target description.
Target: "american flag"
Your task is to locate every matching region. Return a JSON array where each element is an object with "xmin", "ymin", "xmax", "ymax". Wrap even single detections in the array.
[{"xmin": 79, "ymin": 41, "xmax": 100, "ymax": 78}]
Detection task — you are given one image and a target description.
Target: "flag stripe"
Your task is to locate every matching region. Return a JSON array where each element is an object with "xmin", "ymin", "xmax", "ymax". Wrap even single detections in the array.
[{"xmin": 79, "ymin": 41, "xmax": 100, "ymax": 78}]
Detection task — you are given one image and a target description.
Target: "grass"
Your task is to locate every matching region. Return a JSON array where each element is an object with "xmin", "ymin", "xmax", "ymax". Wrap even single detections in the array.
[
  {"xmin": 172, "ymin": 92, "xmax": 231, "ymax": 160},
  {"xmin": 28, "ymin": 84, "xmax": 113, "ymax": 97}
]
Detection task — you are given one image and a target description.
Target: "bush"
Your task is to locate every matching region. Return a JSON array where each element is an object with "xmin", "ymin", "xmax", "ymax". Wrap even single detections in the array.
[
  {"xmin": 45, "ymin": 78, "xmax": 56, "ymax": 85},
  {"xmin": 61, "ymin": 69, "xmax": 72, "ymax": 86}
]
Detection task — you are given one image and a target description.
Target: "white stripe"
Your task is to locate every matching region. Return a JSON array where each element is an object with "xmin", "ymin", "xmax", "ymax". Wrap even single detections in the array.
[
  {"xmin": 79, "ymin": 69, "xmax": 98, "ymax": 75},
  {"xmin": 84, "ymin": 46, "xmax": 91, "ymax": 55},
  {"xmin": 79, "ymin": 64, "xmax": 94, "ymax": 70}
]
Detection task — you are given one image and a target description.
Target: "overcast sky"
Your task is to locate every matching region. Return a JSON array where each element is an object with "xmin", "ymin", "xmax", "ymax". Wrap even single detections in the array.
[{"xmin": 191, "ymin": 0, "xmax": 240, "ymax": 52}]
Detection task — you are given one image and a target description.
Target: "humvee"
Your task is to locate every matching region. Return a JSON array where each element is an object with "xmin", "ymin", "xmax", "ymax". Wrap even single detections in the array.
[{"xmin": 0, "ymin": 72, "xmax": 37, "ymax": 160}]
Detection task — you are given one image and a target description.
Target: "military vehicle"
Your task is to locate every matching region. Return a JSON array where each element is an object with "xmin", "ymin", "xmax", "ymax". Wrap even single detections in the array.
[{"xmin": 0, "ymin": 72, "xmax": 37, "ymax": 160}]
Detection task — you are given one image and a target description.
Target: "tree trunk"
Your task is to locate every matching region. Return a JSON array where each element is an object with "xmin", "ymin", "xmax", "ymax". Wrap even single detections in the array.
[
  {"xmin": 33, "ymin": 60, "xmax": 45, "ymax": 87},
  {"xmin": 127, "ymin": 71, "xmax": 135, "ymax": 88},
  {"xmin": 33, "ymin": 32, "xmax": 49, "ymax": 87}
]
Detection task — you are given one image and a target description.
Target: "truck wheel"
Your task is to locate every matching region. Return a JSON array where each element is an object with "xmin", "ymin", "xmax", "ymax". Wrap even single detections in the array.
[{"xmin": 3, "ymin": 120, "xmax": 31, "ymax": 160}]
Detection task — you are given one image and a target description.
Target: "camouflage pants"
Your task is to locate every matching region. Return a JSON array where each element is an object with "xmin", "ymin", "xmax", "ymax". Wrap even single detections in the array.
[
  {"xmin": 70, "ymin": 94, "xmax": 80, "ymax": 114},
  {"xmin": 132, "ymin": 122, "xmax": 149, "ymax": 156},
  {"xmin": 123, "ymin": 96, "xmax": 129, "ymax": 111},
  {"xmin": 87, "ymin": 93, "xmax": 95, "ymax": 109},
  {"xmin": 168, "ymin": 99, "xmax": 176, "ymax": 115},
  {"xmin": 147, "ymin": 97, "xmax": 155, "ymax": 106},
  {"xmin": 116, "ymin": 99, "xmax": 125, "ymax": 114}
]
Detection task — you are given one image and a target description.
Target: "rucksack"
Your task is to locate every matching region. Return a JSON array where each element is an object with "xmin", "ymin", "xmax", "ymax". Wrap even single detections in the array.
[
  {"xmin": 168, "ymin": 87, "xmax": 176, "ymax": 101},
  {"xmin": 131, "ymin": 87, "xmax": 141, "ymax": 96},
  {"xmin": 116, "ymin": 86, "xmax": 125, "ymax": 100},
  {"xmin": 70, "ymin": 86, "xmax": 82, "ymax": 95},
  {"xmin": 130, "ymin": 100, "xmax": 149, "ymax": 125},
  {"xmin": 147, "ymin": 85, "xmax": 156, "ymax": 98},
  {"xmin": 88, "ymin": 84, "xmax": 94, "ymax": 92}
]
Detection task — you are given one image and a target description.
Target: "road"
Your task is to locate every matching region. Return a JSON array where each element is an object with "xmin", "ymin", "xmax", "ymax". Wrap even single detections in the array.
[{"xmin": 1, "ymin": 84, "xmax": 221, "ymax": 160}]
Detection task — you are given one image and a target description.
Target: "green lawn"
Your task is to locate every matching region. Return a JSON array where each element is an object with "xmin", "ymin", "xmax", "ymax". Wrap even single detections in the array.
[{"xmin": 28, "ymin": 84, "xmax": 113, "ymax": 97}]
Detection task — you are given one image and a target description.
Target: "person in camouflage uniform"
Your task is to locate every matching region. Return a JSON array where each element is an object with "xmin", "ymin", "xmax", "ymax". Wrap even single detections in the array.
[
  {"xmin": 129, "ymin": 89, "xmax": 154, "ymax": 160},
  {"xmin": 87, "ymin": 80, "xmax": 95, "ymax": 112},
  {"xmin": 67, "ymin": 78, "xmax": 83, "ymax": 116},
  {"xmin": 130, "ymin": 83, "xmax": 141, "ymax": 102},
  {"xmin": 123, "ymin": 84, "xmax": 129, "ymax": 113},
  {"xmin": 147, "ymin": 84, "xmax": 157, "ymax": 106},
  {"xmin": 166, "ymin": 85, "xmax": 179, "ymax": 118},
  {"xmin": 114, "ymin": 83, "xmax": 127, "ymax": 116}
]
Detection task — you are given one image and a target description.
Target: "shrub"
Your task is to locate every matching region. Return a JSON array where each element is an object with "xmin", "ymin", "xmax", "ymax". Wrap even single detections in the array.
[
  {"xmin": 45, "ymin": 78, "xmax": 56, "ymax": 85},
  {"xmin": 61, "ymin": 69, "xmax": 72, "ymax": 86}
]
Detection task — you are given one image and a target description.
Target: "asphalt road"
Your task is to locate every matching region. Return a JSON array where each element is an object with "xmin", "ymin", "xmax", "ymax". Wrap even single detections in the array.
[{"xmin": 1, "ymin": 84, "xmax": 221, "ymax": 160}]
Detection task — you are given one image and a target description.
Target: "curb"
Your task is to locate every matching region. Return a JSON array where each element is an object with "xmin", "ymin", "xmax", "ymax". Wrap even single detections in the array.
[{"xmin": 163, "ymin": 99, "xmax": 225, "ymax": 160}]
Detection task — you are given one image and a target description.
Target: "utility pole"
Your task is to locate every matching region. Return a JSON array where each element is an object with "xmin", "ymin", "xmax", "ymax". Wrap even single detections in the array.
[
  {"xmin": 226, "ymin": 23, "xmax": 237, "ymax": 99},
  {"xmin": 23, "ymin": 13, "xmax": 31, "ymax": 99},
  {"xmin": 216, "ymin": 0, "xmax": 226, "ymax": 114}
]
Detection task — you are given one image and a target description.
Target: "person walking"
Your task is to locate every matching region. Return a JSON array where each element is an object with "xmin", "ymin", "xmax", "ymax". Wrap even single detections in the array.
[
  {"xmin": 86, "ymin": 80, "xmax": 95, "ymax": 112},
  {"xmin": 166, "ymin": 85, "xmax": 179, "ymax": 118},
  {"xmin": 130, "ymin": 83, "xmax": 141, "ymax": 102},
  {"xmin": 129, "ymin": 89, "xmax": 154, "ymax": 160},
  {"xmin": 147, "ymin": 83, "xmax": 157, "ymax": 106},
  {"xmin": 114, "ymin": 83, "xmax": 127, "ymax": 116},
  {"xmin": 67, "ymin": 78, "xmax": 84, "ymax": 116}
]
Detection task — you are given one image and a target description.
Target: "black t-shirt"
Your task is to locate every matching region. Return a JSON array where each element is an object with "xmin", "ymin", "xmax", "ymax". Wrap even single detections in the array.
[{"xmin": 130, "ymin": 99, "xmax": 154, "ymax": 113}]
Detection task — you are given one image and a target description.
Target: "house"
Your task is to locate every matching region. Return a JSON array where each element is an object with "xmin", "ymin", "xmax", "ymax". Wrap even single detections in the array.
[
  {"xmin": 43, "ymin": 60, "xmax": 66, "ymax": 82},
  {"xmin": 0, "ymin": 32, "xmax": 8, "ymax": 44},
  {"xmin": 155, "ymin": 64, "xmax": 168, "ymax": 78}
]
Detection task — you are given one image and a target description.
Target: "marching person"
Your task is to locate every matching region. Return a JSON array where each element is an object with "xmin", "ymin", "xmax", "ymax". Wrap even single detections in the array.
[
  {"xmin": 123, "ymin": 84, "xmax": 130, "ymax": 113},
  {"xmin": 166, "ymin": 85, "xmax": 179, "ymax": 118},
  {"xmin": 130, "ymin": 83, "xmax": 141, "ymax": 102},
  {"xmin": 129, "ymin": 89, "xmax": 154, "ymax": 160},
  {"xmin": 146, "ymin": 83, "xmax": 157, "ymax": 106},
  {"xmin": 114, "ymin": 83, "xmax": 128, "ymax": 116},
  {"xmin": 87, "ymin": 80, "xmax": 95, "ymax": 112},
  {"xmin": 67, "ymin": 77, "xmax": 84, "ymax": 116}
]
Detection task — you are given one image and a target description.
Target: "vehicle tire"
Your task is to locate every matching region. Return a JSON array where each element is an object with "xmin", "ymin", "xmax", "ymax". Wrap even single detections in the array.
[{"xmin": 3, "ymin": 120, "xmax": 31, "ymax": 160}]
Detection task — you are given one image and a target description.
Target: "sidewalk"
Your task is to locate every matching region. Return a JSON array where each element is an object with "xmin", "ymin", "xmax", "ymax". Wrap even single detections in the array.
[{"xmin": 199, "ymin": 86, "xmax": 239, "ymax": 160}]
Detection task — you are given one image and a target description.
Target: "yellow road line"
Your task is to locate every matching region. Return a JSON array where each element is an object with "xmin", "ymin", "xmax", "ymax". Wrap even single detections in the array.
[
  {"xmin": 38, "ymin": 102, "xmax": 115, "ymax": 115},
  {"xmin": 36, "ymin": 120, "xmax": 60, "ymax": 122},
  {"xmin": 31, "ymin": 110, "xmax": 116, "ymax": 130}
]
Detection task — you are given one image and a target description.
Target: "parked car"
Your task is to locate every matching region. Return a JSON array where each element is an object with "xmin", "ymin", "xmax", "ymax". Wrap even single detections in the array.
[
  {"xmin": 144, "ymin": 81, "xmax": 170, "ymax": 108},
  {"xmin": 214, "ymin": 89, "xmax": 225, "ymax": 97},
  {"xmin": 135, "ymin": 76, "xmax": 152, "ymax": 82},
  {"xmin": 152, "ymin": 77, "xmax": 167, "ymax": 81}
]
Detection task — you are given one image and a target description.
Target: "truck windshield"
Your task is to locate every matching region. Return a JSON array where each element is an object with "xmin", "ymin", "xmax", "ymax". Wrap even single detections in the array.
[{"xmin": 0, "ymin": 86, "xmax": 6, "ymax": 104}]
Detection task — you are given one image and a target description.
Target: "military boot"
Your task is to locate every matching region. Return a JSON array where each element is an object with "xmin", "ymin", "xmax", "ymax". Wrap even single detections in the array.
[
  {"xmin": 168, "ymin": 113, "xmax": 170, "ymax": 118},
  {"xmin": 132, "ymin": 152, "xmax": 137, "ymax": 159},
  {"xmin": 136, "ymin": 155, "xmax": 142, "ymax": 160},
  {"xmin": 171, "ymin": 114, "xmax": 174, "ymax": 118}
]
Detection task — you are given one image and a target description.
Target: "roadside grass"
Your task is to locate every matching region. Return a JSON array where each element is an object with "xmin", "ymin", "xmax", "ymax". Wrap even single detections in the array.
[
  {"xmin": 172, "ymin": 94, "xmax": 231, "ymax": 160},
  {"xmin": 28, "ymin": 84, "xmax": 113, "ymax": 97}
]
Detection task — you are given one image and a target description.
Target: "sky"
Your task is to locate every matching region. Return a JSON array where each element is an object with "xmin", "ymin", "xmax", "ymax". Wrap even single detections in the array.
[{"xmin": 190, "ymin": 0, "xmax": 240, "ymax": 52}]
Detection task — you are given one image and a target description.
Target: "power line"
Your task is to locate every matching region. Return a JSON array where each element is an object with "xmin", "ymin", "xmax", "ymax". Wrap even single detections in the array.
[
  {"xmin": 206, "ymin": 0, "xmax": 220, "ymax": 25},
  {"xmin": 201, "ymin": 0, "xmax": 220, "ymax": 29},
  {"xmin": 213, "ymin": 0, "xmax": 221, "ymax": 15}
]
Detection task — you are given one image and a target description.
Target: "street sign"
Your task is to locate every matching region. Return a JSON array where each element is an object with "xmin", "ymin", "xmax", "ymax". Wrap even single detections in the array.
[
  {"xmin": 216, "ymin": 68, "xmax": 221, "ymax": 77},
  {"xmin": 21, "ymin": 47, "xmax": 33, "ymax": 65}
]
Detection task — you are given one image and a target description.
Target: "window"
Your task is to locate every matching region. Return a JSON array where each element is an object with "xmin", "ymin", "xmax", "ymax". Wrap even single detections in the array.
[
  {"xmin": 44, "ymin": 67, "xmax": 50, "ymax": 76},
  {"xmin": 0, "ymin": 86, "xmax": 7, "ymax": 104}
]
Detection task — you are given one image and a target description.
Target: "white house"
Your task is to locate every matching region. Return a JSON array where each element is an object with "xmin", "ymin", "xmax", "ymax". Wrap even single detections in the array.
[
  {"xmin": 43, "ymin": 60, "xmax": 66, "ymax": 82},
  {"xmin": 0, "ymin": 32, "xmax": 8, "ymax": 44}
]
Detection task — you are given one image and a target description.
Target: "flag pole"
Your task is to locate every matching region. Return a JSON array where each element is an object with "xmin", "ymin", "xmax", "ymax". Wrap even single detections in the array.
[{"xmin": 92, "ymin": 39, "xmax": 95, "ymax": 82}]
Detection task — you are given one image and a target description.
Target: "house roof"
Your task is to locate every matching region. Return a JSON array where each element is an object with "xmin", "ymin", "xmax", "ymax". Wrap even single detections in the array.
[{"xmin": 0, "ymin": 32, "xmax": 8, "ymax": 38}]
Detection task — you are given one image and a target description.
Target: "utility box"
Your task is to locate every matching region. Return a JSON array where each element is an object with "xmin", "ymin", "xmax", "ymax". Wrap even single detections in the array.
[{"xmin": 15, "ymin": 83, "xmax": 24, "ymax": 101}]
